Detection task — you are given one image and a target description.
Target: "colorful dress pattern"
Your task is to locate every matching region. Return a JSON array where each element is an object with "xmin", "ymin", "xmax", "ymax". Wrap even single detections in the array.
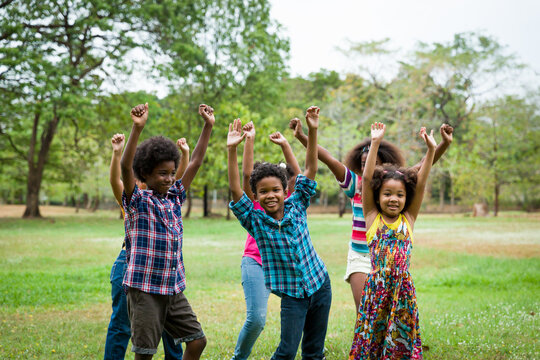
[{"xmin": 349, "ymin": 213, "xmax": 422, "ymax": 360}]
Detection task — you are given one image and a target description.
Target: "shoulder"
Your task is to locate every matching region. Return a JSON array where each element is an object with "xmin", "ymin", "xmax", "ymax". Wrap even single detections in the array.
[{"xmin": 294, "ymin": 174, "xmax": 317, "ymax": 194}]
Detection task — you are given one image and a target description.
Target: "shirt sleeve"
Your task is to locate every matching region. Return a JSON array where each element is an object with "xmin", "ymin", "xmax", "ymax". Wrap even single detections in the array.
[
  {"xmin": 122, "ymin": 183, "xmax": 142, "ymax": 217},
  {"xmin": 289, "ymin": 174, "xmax": 317, "ymax": 211},
  {"xmin": 337, "ymin": 166, "xmax": 358, "ymax": 199},
  {"xmin": 229, "ymin": 193, "xmax": 255, "ymax": 234},
  {"xmin": 169, "ymin": 179, "xmax": 186, "ymax": 205}
]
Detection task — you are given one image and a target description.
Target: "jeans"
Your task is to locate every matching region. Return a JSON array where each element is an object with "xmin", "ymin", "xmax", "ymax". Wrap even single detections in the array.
[
  {"xmin": 104, "ymin": 249, "xmax": 183, "ymax": 360},
  {"xmin": 231, "ymin": 256, "xmax": 271, "ymax": 360},
  {"xmin": 271, "ymin": 274, "xmax": 332, "ymax": 360}
]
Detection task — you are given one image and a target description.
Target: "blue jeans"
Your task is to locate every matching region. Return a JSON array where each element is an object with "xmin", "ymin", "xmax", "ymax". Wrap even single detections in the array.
[
  {"xmin": 232, "ymin": 256, "xmax": 271, "ymax": 360},
  {"xmin": 104, "ymin": 249, "xmax": 183, "ymax": 360},
  {"xmin": 271, "ymin": 274, "xmax": 332, "ymax": 360}
]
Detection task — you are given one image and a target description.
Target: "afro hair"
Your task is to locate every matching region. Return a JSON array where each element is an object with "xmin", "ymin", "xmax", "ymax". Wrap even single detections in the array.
[
  {"xmin": 133, "ymin": 136, "xmax": 180, "ymax": 183},
  {"xmin": 345, "ymin": 138, "xmax": 405, "ymax": 175},
  {"xmin": 249, "ymin": 162, "xmax": 288, "ymax": 196}
]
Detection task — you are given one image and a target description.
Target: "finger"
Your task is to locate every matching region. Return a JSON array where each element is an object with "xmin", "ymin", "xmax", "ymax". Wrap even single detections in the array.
[{"xmin": 229, "ymin": 123, "xmax": 232, "ymax": 133}]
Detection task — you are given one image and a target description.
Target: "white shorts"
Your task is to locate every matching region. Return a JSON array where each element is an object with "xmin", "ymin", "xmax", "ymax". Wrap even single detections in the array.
[{"xmin": 344, "ymin": 246, "xmax": 371, "ymax": 282}]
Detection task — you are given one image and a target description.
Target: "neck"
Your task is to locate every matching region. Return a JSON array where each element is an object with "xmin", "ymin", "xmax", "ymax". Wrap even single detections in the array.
[
  {"xmin": 269, "ymin": 209, "xmax": 284, "ymax": 221},
  {"xmin": 381, "ymin": 213, "xmax": 400, "ymax": 223}
]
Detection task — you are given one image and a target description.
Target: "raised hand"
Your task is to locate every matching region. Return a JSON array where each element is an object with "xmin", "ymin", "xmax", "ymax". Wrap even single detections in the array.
[
  {"xmin": 130, "ymin": 103, "xmax": 148, "ymax": 127},
  {"xmin": 420, "ymin": 127, "xmax": 437, "ymax": 149},
  {"xmin": 227, "ymin": 118, "xmax": 246, "ymax": 148},
  {"xmin": 199, "ymin": 104, "xmax": 215, "ymax": 126},
  {"xmin": 440, "ymin": 123, "xmax": 454, "ymax": 144},
  {"xmin": 289, "ymin": 118, "xmax": 305, "ymax": 139},
  {"xmin": 111, "ymin": 133, "xmax": 125, "ymax": 152},
  {"xmin": 269, "ymin": 131, "xmax": 288, "ymax": 146},
  {"xmin": 242, "ymin": 121, "xmax": 256, "ymax": 139},
  {"xmin": 305, "ymin": 106, "xmax": 320, "ymax": 129},
  {"xmin": 371, "ymin": 122, "xmax": 386, "ymax": 142},
  {"xmin": 176, "ymin": 138, "xmax": 189, "ymax": 153}
]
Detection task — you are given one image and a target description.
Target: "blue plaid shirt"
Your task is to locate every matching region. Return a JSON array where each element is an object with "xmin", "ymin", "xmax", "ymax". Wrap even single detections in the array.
[
  {"xmin": 122, "ymin": 180, "xmax": 186, "ymax": 295},
  {"xmin": 230, "ymin": 174, "xmax": 328, "ymax": 298}
]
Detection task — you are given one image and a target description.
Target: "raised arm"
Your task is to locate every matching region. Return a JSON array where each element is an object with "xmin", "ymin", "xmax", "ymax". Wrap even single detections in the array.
[
  {"xmin": 290, "ymin": 117, "xmax": 346, "ymax": 182},
  {"xmin": 405, "ymin": 127, "xmax": 436, "ymax": 224},
  {"xmin": 228, "ymin": 118, "xmax": 247, "ymax": 202},
  {"xmin": 269, "ymin": 131, "xmax": 302, "ymax": 176},
  {"xmin": 175, "ymin": 138, "xmax": 190, "ymax": 180},
  {"xmin": 411, "ymin": 123, "xmax": 453, "ymax": 171},
  {"xmin": 121, "ymin": 103, "xmax": 148, "ymax": 203},
  {"xmin": 303, "ymin": 106, "xmax": 320, "ymax": 180},
  {"xmin": 242, "ymin": 121, "xmax": 256, "ymax": 201},
  {"xmin": 181, "ymin": 104, "xmax": 215, "ymax": 190},
  {"xmin": 109, "ymin": 133, "xmax": 125, "ymax": 204},
  {"xmin": 362, "ymin": 122, "xmax": 386, "ymax": 226}
]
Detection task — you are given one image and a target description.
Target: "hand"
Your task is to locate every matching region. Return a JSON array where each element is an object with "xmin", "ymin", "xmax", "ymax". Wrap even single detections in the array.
[
  {"xmin": 199, "ymin": 104, "xmax": 215, "ymax": 126},
  {"xmin": 269, "ymin": 131, "xmax": 288, "ymax": 146},
  {"xmin": 420, "ymin": 127, "xmax": 437, "ymax": 150},
  {"xmin": 111, "ymin": 133, "xmax": 125, "ymax": 153},
  {"xmin": 305, "ymin": 106, "xmax": 320, "ymax": 129},
  {"xmin": 176, "ymin": 138, "xmax": 189, "ymax": 153},
  {"xmin": 227, "ymin": 118, "xmax": 246, "ymax": 148},
  {"xmin": 289, "ymin": 118, "xmax": 305, "ymax": 138},
  {"xmin": 371, "ymin": 122, "xmax": 386, "ymax": 142},
  {"xmin": 440, "ymin": 123, "xmax": 453, "ymax": 144},
  {"xmin": 242, "ymin": 121, "xmax": 256, "ymax": 139},
  {"xmin": 130, "ymin": 103, "xmax": 148, "ymax": 127}
]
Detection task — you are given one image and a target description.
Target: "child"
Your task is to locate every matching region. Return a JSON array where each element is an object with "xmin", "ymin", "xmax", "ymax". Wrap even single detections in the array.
[
  {"xmin": 290, "ymin": 119, "xmax": 453, "ymax": 313},
  {"xmin": 121, "ymin": 103, "xmax": 214, "ymax": 360},
  {"xmin": 104, "ymin": 133, "xmax": 189, "ymax": 360},
  {"xmin": 228, "ymin": 107, "xmax": 332, "ymax": 360},
  {"xmin": 231, "ymin": 122, "xmax": 301, "ymax": 360},
  {"xmin": 349, "ymin": 122, "xmax": 436, "ymax": 359}
]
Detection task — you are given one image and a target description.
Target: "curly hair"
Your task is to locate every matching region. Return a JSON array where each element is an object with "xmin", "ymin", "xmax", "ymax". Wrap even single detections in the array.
[
  {"xmin": 344, "ymin": 138, "xmax": 405, "ymax": 175},
  {"xmin": 371, "ymin": 164, "xmax": 418, "ymax": 213},
  {"xmin": 133, "ymin": 136, "xmax": 180, "ymax": 183},
  {"xmin": 249, "ymin": 162, "xmax": 288, "ymax": 195}
]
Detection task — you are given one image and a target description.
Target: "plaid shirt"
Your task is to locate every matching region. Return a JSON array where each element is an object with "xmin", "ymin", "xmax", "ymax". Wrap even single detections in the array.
[
  {"xmin": 122, "ymin": 180, "xmax": 186, "ymax": 295},
  {"xmin": 230, "ymin": 174, "xmax": 328, "ymax": 298}
]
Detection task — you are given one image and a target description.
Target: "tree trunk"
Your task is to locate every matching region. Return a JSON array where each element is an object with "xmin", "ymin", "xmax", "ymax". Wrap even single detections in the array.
[
  {"xmin": 185, "ymin": 190, "xmax": 192, "ymax": 218},
  {"xmin": 338, "ymin": 191, "xmax": 346, "ymax": 218},
  {"xmin": 494, "ymin": 182, "xmax": 500, "ymax": 217},
  {"xmin": 91, "ymin": 195, "xmax": 100, "ymax": 212},
  {"xmin": 203, "ymin": 184, "xmax": 209, "ymax": 217},
  {"xmin": 439, "ymin": 174, "xmax": 446, "ymax": 212},
  {"xmin": 23, "ymin": 110, "xmax": 60, "ymax": 218}
]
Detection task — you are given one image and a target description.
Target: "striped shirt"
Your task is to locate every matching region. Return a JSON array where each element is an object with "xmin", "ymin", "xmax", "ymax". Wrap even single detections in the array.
[
  {"xmin": 122, "ymin": 180, "xmax": 186, "ymax": 295},
  {"xmin": 230, "ymin": 174, "xmax": 328, "ymax": 298},
  {"xmin": 337, "ymin": 166, "xmax": 368, "ymax": 253}
]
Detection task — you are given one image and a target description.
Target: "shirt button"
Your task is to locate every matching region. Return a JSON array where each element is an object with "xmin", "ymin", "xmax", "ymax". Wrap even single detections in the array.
[
  {"xmin": 173, "ymin": 252, "xmax": 177, "ymax": 256},
  {"xmin": 172, "ymin": 267, "xmax": 176, "ymax": 271}
]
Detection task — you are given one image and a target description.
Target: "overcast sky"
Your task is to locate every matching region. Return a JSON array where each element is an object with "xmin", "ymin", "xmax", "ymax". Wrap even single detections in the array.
[
  {"xmin": 121, "ymin": 0, "xmax": 539, "ymax": 97},
  {"xmin": 270, "ymin": 0, "xmax": 540, "ymax": 77}
]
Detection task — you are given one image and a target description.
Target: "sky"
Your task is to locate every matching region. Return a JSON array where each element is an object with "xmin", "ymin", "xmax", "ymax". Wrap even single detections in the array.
[
  {"xmin": 122, "ymin": 0, "xmax": 540, "ymax": 97},
  {"xmin": 269, "ymin": 0, "xmax": 540, "ymax": 77}
]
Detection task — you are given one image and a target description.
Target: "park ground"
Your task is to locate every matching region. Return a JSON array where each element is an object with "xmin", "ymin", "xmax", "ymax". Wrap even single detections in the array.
[{"xmin": 0, "ymin": 206, "xmax": 538, "ymax": 359}]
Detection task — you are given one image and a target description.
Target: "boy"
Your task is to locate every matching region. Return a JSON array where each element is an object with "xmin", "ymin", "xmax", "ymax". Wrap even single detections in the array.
[
  {"xmin": 120, "ymin": 103, "xmax": 214, "ymax": 360},
  {"xmin": 227, "ymin": 107, "xmax": 332, "ymax": 360}
]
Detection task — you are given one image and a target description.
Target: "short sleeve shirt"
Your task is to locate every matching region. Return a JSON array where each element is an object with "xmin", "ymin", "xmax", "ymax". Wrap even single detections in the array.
[
  {"xmin": 122, "ymin": 180, "xmax": 187, "ymax": 295},
  {"xmin": 230, "ymin": 174, "xmax": 328, "ymax": 298}
]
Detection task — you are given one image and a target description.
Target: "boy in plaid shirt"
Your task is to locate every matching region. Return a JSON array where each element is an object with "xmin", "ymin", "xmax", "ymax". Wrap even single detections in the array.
[
  {"xmin": 121, "ymin": 102, "xmax": 214, "ymax": 360},
  {"xmin": 227, "ymin": 107, "xmax": 332, "ymax": 360}
]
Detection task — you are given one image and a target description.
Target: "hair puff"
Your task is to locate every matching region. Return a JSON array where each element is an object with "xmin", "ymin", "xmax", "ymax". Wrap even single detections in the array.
[{"xmin": 133, "ymin": 136, "xmax": 180, "ymax": 183}]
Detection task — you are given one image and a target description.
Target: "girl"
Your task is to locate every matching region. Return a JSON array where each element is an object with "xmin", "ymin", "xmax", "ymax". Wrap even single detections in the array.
[
  {"xmin": 289, "ymin": 119, "xmax": 453, "ymax": 314},
  {"xmin": 231, "ymin": 121, "xmax": 301, "ymax": 360},
  {"xmin": 349, "ymin": 122, "xmax": 436, "ymax": 359}
]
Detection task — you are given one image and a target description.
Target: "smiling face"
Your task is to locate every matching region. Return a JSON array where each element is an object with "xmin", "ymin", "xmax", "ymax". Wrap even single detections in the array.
[
  {"xmin": 144, "ymin": 160, "xmax": 176, "ymax": 195},
  {"xmin": 255, "ymin": 176, "xmax": 286, "ymax": 220},
  {"xmin": 378, "ymin": 178, "xmax": 406, "ymax": 221}
]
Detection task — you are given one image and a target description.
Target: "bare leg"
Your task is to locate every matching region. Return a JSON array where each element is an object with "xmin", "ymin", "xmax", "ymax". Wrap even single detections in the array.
[
  {"xmin": 349, "ymin": 272, "xmax": 368, "ymax": 312},
  {"xmin": 182, "ymin": 337, "xmax": 207, "ymax": 360}
]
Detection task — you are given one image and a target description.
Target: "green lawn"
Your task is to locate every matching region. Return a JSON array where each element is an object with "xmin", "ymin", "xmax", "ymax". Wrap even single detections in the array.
[{"xmin": 0, "ymin": 211, "xmax": 538, "ymax": 359}]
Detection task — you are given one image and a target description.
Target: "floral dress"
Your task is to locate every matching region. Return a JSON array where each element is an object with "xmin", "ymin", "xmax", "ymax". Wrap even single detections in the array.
[{"xmin": 349, "ymin": 213, "xmax": 422, "ymax": 360}]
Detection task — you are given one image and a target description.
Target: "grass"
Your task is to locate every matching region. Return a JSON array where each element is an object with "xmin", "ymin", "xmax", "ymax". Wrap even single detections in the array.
[{"xmin": 0, "ymin": 210, "xmax": 539, "ymax": 359}]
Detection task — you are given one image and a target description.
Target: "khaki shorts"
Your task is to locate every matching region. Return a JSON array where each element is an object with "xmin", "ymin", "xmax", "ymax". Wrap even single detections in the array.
[
  {"xmin": 127, "ymin": 288, "xmax": 205, "ymax": 355},
  {"xmin": 344, "ymin": 246, "xmax": 371, "ymax": 282}
]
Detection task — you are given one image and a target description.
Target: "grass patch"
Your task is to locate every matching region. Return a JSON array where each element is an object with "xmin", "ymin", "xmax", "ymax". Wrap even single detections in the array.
[{"xmin": 0, "ymin": 211, "xmax": 538, "ymax": 359}]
